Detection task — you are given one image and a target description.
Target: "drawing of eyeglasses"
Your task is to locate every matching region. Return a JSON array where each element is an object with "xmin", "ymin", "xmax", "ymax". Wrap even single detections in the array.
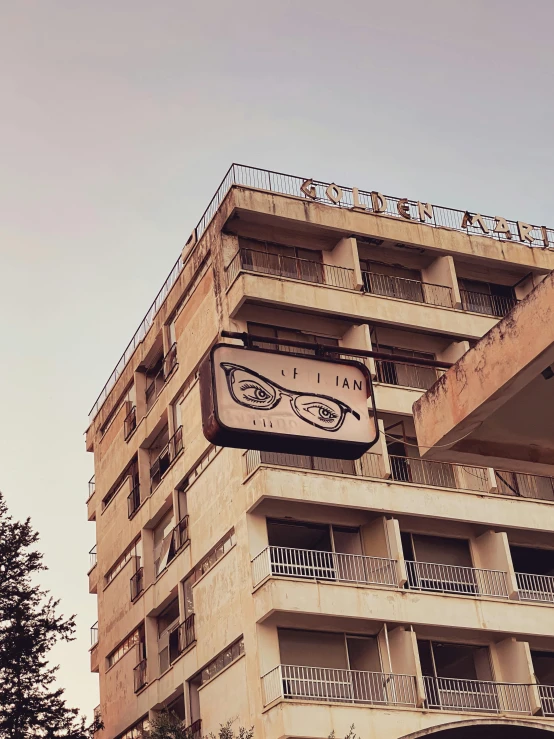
[{"xmin": 220, "ymin": 362, "xmax": 361, "ymax": 432}]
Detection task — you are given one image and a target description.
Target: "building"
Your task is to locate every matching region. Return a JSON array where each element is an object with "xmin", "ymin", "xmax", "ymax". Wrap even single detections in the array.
[{"xmin": 86, "ymin": 164, "xmax": 554, "ymax": 739}]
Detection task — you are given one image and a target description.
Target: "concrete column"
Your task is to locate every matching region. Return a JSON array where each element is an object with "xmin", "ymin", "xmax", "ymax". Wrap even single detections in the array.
[
  {"xmin": 386, "ymin": 518, "xmax": 407, "ymax": 586},
  {"xmin": 437, "ymin": 340, "xmax": 470, "ymax": 365},
  {"xmin": 515, "ymin": 273, "xmax": 547, "ymax": 301},
  {"xmin": 144, "ymin": 614, "xmax": 159, "ymax": 680},
  {"xmin": 362, "ymin": 517, "xmax": 406, "ymax": 585},
  {"xmin": 134, "ymin": 370, "xmax": 147, "ymax": 423},
  {"xmin": 422, "ymin": 255, "xmax": 461, "ymax": 309},
  {"xmin": 492, "ymin": 638, "xmax": 541, "ymax": 714},
  {"xmin": 257, "ymin": 623, "xmax": 281, "ymax": 676},
  {"xmin": 137, "ymin": 447, "xmax": 151, "ymax": 506},
  {"xmin": 340, "ymin": 323, "xmax": 376, "ymax": 378},
  {"xmin": 142, "ymin": 527, "xmax": 156, "ymax": 591},
  {"xmin": 472, "ymin": 530, "xmax": 519, "ymax": 599},
  {"xmin": 374, "ymin": 418, "xmax": 391, "ymax": 478},
  {"xmin": 387, "ymin": 627, "xmax": 425, "ymax": 707},
  {"xmin": 247, "ymin": 513, "xmax": 269, "ymax": 559},
  {"xmin": 322, "ymin": 236, "xmax": 363, "ymax": 290},
  {"xmin": 221, "ymin": 232, "xmax": 239, "ymax": 268}
]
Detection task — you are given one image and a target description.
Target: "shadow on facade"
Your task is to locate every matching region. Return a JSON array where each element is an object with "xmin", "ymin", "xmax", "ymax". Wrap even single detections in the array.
[{"xmin": 400, "ymin": 719, "xmax": 554, "ymax": 739}]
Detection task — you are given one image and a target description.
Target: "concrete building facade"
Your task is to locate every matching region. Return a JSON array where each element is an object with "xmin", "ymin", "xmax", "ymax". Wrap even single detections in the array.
[{"xmin": 86, "ymin": 165, "xmax": 554, "ymax": 739}]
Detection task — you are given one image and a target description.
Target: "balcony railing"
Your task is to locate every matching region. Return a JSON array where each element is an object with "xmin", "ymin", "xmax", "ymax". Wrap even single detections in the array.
[
  {"xmin": 423, "ymin": 675, "xmax": 532, "ymax": 714},
  {"xmin": 124, "ymin": 405, "xmax": 137, "ymax": 440},
  {"xmin": 169, "ymin": 613, "xmax": 196, "ymax": 663},
  {"xmin": 389, "ymin": 455, "xmax": 489, "ymax": 493},
  {"xmin": 406, "ymin": 560, "xmax": 509, "ymax": 598},
  {"xmin": 495, "ymin": 469, "xmax": 554, "ymax": 502},
  {"xmin": 538, "ymin": 684, "xmax": 554, "ymax": 716},
  {"xmin": 185, "ymin": 719, "xmax": 202, "ymax": 739},
  {"xmin": 130, "ymin": 567, "xmax": 144, "ymax": 602},
  {"xmin": 362, "ymin": 271, "xmax": 453, "ymax": 308},
  {"xmin": 89, "ymin": 545, "xmax": 97, "ymax": 571},
  {"xmin": 375, "ymin": 359, "xmax": 441, "ymax": 391},
  {"xmin": 127, "ymin": 483, "xmax": 141, "ymax": 518},
  {"xmin": 226, "ymin": 248, "xmax": 356, "ymax": 290},
  {"xmin": 172, "ymin": 515, "xmax": 190, "ymax": 553},
  {"xmin": 460, "ymin": 289, "xmax": 518, "ymax": 318},
  {"xmin": 133, "ymin": 658, "xmax": 147, "ymax": 693},
  {"xmin": 87, "ymin": 476, "xmax": 95, "ymax": 502},
  {"xmin": 252, "ymin": 546, "xmax": 398, "ymax": 589},
  {"xmin": 516, "ymin": 572, "xmax": 554, "ymax": 603},
  {"xmin": 262, "ymin": 664, "xmax": 417, "ymax": 707},
  {"xmin": 145, "ymin": 344, "xmax": 179, "ymax": 412},
  {"xmin": 244, "ymin": 449, "xmax": 384, "ymax": 480},
  {"xmin": 150, "ymin": 426, "xmax": 184, "ymax": 491},
  {"xmin": 90, "ymin": 622, "xmax": 98, "ymax": 647}
]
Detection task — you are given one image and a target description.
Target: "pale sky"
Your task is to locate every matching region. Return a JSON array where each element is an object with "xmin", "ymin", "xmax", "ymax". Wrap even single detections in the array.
[{"xmin": 1, "ymin": 0, "xmax": 553, "ymax": 721}]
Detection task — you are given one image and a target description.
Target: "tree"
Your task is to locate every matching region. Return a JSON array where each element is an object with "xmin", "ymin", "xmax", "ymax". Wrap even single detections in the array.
[
  {"xmin": 0, "ymin": 491, "xmax": 100, "ymax": 739},
  {"xmin": 143, "ymin": 715, "xmax": 254, "ymax": 739}
]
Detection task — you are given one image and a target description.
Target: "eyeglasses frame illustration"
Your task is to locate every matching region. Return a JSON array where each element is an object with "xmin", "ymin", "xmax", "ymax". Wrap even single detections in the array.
[
  {"xmin": 199, "ymin": 343, "xmax": 379, "ymax": 460},
  {"xmin": 220, "ymin": 361, "xmax": 361, "ymax": 433}
]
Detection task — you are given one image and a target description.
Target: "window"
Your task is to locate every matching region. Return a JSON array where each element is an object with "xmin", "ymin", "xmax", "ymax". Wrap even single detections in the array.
[
  {"xmin": 105, "ymin": 538, "xmax": 142, "ymax": 586},
  {"xmin": 459, "ymin": 278, "xmax": 517, "ymax": 317},
  {"xmin": 154, "ymin": 510, "xmax": 176, "ymax": 576},
  {"xmin": 107, "ymin": 625, "xmax": 144, "ymax": 669},
  {"xmin": 200, "ymin": 637, "xmax": 244, "ymax": 685},
  {"xmin": 239, "ymin": 238, "xmax": 324, "ymax": 284},
  {"xmin": 99, "ymin": 382, "xmax": 135, "ymax": 438},
  {"xmin": 116, "ymin": 717, "xmax": 149, "ymax": 739},
  {"xmin": 158, "ymin": 598, "xmax": 180, "ymax": 674}
]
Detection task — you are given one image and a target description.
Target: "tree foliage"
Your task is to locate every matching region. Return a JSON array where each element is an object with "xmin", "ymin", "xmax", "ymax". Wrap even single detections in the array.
[
  {"xmin": 143, "ymin": 715, "xmax": 254, "ymax": 739},
  {"xmin": 0, "ymin": 491, "xmax": 100, "ymax": 739}
]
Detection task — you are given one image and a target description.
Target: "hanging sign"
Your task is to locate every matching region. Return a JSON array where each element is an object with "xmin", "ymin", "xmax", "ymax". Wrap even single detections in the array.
[{"xmin": 200, "ymin": 344, "xmax": 378, "ymax": 459}]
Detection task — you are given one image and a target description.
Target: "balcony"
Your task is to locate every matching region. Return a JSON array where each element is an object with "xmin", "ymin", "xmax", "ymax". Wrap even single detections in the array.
[
  {"xmin": 245, "ymin": 449, "xmax": 384, "ymax": 480},
  {"xmin": 389, "ymin": 455, "xmax": 490, "ymax": 493},
  {"xmin": 90, "ymin": 621, "xmax": 98, "ymax": 647},
  {"xmin": 124, "ymin": 404, "xmax": 137, "ymax": 440},
  {"xmin": 133, "ymin": 658, "xmax": 147, "ymax": 693},
  {"xmin": 226, "ymin": 248, "xmax": 356, "ymax": 290},
  {"xmin": 130, "ymin": 567, "xmax": 144, "ymax": 602},
  {"xmin": 362, "ymin": 271, "xmax": 453, "ymax": 308},
  {"xmin": 145, "ymin": 343, "xmax": 178, "ymax": 413},
  {"xmin": 184, "ymin": 720, "xmax": 202, "ymax": 739},
  {"xmin": 405, "ymin": 560, "xmax": 509, "ymax": 598},
  {"xmin": 150, "ymin": 426, "xmax": 184, "ymax": 492},
  {"xmin": 495, "ymin": 469, "xmax": 554, "ymax": 502},
  {"xmin": 375, "ymin": 359, "xmax": 441, "ymax": 391},
  {"xmin": 516, "ymin": 573, "xmax": 554, "ymax": 603},
  {"xmin": 168, "ymin": 614, "xmax": 196, "ymax": 663},
  {"xmin": 127, "ymin": 483, "xmax": 141, "ymax": 518},
  {"xmin": 252, "ymin": 546, "xmax": 398, "ymax": 589},
  {"xmin": 423, "ymin": 676, "xmax": 532, "ymax": 714},
  {"xmin": 262, "ymin": 664, "xmax": 417, "ymax": 708},
  {"xmin": 460, "ymin": 289, "xmax": 518, "ymax": 318},
  {"xmin": 87, "ymin": 475, "xmax": 95, "ymax": 502},
  {"xmin": 89, "ymin": 545, "xmax": 97, "ymax": 571}
]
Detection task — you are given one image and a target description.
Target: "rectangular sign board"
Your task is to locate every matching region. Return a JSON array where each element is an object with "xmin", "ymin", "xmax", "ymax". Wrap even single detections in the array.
[{"xmin": 200, "ymin": 344, "xmax": 378, "ymax": 459}]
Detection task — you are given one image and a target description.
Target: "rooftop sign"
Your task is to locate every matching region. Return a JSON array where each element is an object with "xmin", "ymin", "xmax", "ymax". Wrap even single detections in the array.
[
  {"xmin": 299, "ymin": 178, "xmax": 553, "ymax": 250},
  {"xmin": 200, "ymin": 344, "xmax": 378, "ymax": 459}
]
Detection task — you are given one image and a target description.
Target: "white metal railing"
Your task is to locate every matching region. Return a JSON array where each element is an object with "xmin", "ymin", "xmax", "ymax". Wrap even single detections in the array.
[
  {"xmin": 406, "ymin": 560, "xmax": 509, "ymax": 598},
  {"xmin": 389, "ymin": 455, "xmax": 489, "ymax": 493},
  {"xmin": 423, "ymin": 676, "xmax": 532, "ymax": 714},
  {"xmin": 252, "ymin": 546, "xmax": 398, "ymax": 588},
  {"xmin": 538, "ymin": 684, "xmax": 554, "ymax": 716},
  {"xmin": 262, "ymin": 664, "xmax": 417, "ymax": 707},
  {"xmin": 495, "ymin": 469, "xmax": 554, "ymax": 501},
  {"xmin": 244, "ymin": 449, "xmax": 384, "ymax": 480},
  {"xmin": 516, "ymin": 572, "xmax": 554, "ymax": 603}
]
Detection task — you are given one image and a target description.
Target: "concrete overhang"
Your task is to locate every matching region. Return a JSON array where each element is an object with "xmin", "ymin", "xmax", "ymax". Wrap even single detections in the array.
[{"xmin": 413, "ymin": 271, "xmax": 554, "ymax": 475}]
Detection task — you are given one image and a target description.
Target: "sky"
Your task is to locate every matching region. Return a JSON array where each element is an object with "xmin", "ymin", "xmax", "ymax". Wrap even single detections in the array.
[{"xmin": 0, "ymin": 0, "xmax": 553, "ymax": 722}]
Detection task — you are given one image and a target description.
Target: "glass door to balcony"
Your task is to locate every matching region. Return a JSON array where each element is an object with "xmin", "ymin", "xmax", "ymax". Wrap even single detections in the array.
[
  {"xmin": 511, "ymin": 546, "xmax": 554, "ymax": 603},
  {"xmin": 403, "ymin": 533, "xmax": 477, "ymax": 596}
]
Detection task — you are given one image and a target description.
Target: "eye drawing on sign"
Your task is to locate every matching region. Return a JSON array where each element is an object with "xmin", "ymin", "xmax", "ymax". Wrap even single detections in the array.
[{"xmin": 220, "ymin": 362, "xmax": 362, "ymax": 432}]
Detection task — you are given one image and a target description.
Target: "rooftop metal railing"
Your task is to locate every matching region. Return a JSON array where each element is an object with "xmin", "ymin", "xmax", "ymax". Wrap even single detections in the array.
[
  {"xmin": 252, "ymin": 546, "xmax": 398, "ymax": 589},
  {"xmin": 375, "ymin": 359, "xmax": 441, "ymax": 391},
  {"xmin": 262, "ymin": 664, "xmax": 417, "ymax": 707},
  {"xmin": 423, "ymin": 675, "xmax": 532, "ymax": 714},
  {"xmin": 362, "ymin": 271, "xmax": 453, "ymax": 308},
  {"xmin": 89, "ymin": 163, "xmax": 553, "ymax": 423},
  {"xmin": 389, "ymin": 455, "xmax": 490, "ymax": 493},
  {"xmin": 225, "ymin": 248, "xmax": 356, "ymax": 290},
  {"xmin": 460, "ymin": 289, "xmax": 518, "ymax": 318},
  {"xmin": 516, "ymin": 572, "xmax": 554, "ymax": 603},
  {"xmin": 406, "ymin": 560, "xmax": 509, "ymax": 599},
  {"xmin": 494, "ymin": 469, "xmax": 554, "ymax": 501}
]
